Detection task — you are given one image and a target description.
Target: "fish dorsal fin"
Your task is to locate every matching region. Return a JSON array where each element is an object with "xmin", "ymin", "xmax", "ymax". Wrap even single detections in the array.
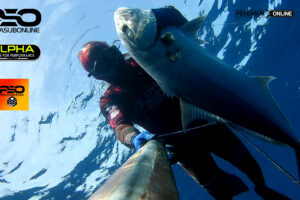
[
  {"xmin": 180, "ymin": 16, "xmax": 206, "ymax": 39},
  {"xmin": 251, "ymin": 76, "xmax": 276, "ymax": 91},
  {"xmin": 180, "ymin": 99, "xmax": 226, "ymax": 130},
  {"xmin": 251, "ymin": 76, "xmax": 292, "ymax": 131}
]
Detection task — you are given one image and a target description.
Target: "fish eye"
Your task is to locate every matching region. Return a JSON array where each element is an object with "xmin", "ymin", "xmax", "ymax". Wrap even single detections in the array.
[{"xmin": 121, "ymin": 25, "xmax": 129, "ymax": 33}]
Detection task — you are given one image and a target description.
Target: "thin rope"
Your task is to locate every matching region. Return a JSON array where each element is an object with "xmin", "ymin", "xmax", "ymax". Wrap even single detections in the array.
[
  {"xmin": 227, "ymin": 124, "xmax": 300, "ymax": 187},
  {"xmin": 155, "ymin": 122, "xmax": 300, "ymax": 186},
  {"xmin": 156, "ymin": 122, "xmax": 217, "ymax": 139}
]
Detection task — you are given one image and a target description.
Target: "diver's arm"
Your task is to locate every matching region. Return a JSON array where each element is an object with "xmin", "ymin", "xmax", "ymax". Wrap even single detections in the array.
[
  {"xmin": 100, "ymin": 96, "xmax": 139, "ymax": 148},
  {"xmin": 99, "ymin": 97, "xmax": 154, "ymax": 149},
  {"xmin": 114, "ymin": 124, "xmax": 139, "ymax": 148}
]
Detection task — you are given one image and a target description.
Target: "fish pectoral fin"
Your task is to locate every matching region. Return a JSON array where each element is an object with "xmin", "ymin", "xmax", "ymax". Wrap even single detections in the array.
[
  {"xmin": 180, "ymin": 16, "xmax": 206, "ymax": 39},
  {"xmin": 251, "ymin": 76, "xmax": 276, "ymax": 90},
  {"xmin": 180, "ymin": 99, "xmax": 225, "ymax": 130}
]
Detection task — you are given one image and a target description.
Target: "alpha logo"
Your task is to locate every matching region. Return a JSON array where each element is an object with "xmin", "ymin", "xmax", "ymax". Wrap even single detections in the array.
[
  {"xmin": 0, "ymin": 9, "xmax": 41, "ymax": 33},
  {"xmin": 0, "ymin": 45, "xmax": 40, "ymax": 60},
  {"xmin": 0, "ymin": 79, "xmax": 29, "ymax": 110}
]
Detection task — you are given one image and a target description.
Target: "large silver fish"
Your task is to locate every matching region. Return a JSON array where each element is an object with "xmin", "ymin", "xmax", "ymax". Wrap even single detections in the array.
[{"xmin": 114, "ymin": 7, "xmax": 300, "ymax": 174}]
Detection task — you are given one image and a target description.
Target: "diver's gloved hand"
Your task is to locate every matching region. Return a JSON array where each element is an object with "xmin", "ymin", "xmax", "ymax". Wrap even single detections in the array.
[{"xmin": 131, "ymin": 131, "xmax": 155, "ymax": 150}]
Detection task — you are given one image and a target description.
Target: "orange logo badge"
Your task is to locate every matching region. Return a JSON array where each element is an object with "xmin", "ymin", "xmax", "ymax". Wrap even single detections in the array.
[{"xmin": 0, "ymin": 79, "xmax": 29, "ymax": 110}]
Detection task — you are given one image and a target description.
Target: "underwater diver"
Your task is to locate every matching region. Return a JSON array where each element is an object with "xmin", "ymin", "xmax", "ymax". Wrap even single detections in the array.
[{"xmin": 78, "ymin": 6, "xmax": 290, "ymax": 200}]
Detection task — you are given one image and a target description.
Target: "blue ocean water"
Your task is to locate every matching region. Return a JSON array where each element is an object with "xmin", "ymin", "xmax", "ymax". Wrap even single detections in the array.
[
  {"xmin": 174, "ymin": 1, "xmax": 300, "ymax": 199},
  {"xmin": 0, "ymin": 0, "xmax": 299, "ymax": 200}
]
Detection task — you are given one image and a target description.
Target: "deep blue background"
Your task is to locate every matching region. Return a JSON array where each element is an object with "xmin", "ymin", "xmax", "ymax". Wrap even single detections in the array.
[{"xmin": 173, "ymin": 1, "xmax": 300, "ymax": 199}]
